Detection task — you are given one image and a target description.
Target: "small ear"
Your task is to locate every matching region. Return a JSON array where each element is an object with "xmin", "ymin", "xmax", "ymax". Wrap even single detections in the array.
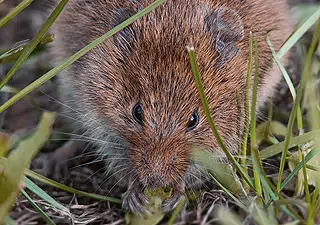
[
  {"xmin": 204, "ymin": 7, "xmax": 244, "ymax": 66},
  {"xmin": 110, "ymin": 8, "xmax": 137, "ymax": 60}
]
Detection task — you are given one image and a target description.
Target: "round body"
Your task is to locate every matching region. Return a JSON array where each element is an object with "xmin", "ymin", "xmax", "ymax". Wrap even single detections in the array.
[{"xmin": 52, "ymin": 0, "xmax": 292, "ymax": 213}]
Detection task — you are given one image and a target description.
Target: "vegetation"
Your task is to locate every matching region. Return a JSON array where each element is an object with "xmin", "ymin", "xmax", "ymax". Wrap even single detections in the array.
[{"xmin": 0, "ymin": 0, "xmax": 319, "ymax": 224}]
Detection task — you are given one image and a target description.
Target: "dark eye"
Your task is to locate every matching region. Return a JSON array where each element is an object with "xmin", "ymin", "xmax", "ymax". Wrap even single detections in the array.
[
  {"xmin": 132, "ymin": 103, "xmax": 143, "ymax": 125},
  {"xmin": 187, "ymin": 110, "xmax": 200, "ymax": 131}
]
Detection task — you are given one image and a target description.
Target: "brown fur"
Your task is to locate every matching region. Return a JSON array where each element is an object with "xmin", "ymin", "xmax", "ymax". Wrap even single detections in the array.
[{"xmin": 51, "ymin": 0, "xmax": 292, "ymax": 212}]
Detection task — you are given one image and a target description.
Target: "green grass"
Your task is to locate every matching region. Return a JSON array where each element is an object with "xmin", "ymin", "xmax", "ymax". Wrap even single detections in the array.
[
  {"xmin": 0, "ymin": 0, "xmax": 68, "ymax": 90},
  {"xmin": 0, "ymin": 1, "xmax": 320, "ymax": 224},
  {"xmin": 0, "ymin": 0, "xmax": 33, "ymax": 28}
]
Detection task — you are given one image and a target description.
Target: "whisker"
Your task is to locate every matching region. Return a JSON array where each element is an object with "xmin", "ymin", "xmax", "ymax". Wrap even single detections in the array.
[
  {"xmin": 69, "ymin": 159, "xmax": 106, "ymax": 169},
  {"xmin": 186, "ymin": 168, "xmax": 211, "ymax": 191},
  {"xmin": 52, "ymin": 132, "xmax": 125, "ymax": 149},
  {"xmin": 83, "ymin": 166, "xmax": 107, "ymax": 185},
  {"xmin": 85, "ymin": 163, "xmax": 127, "ymax": 183},
  {"xmin": 40, "ymin": 90, "xmax": 85, "ymax": 115},
  {"xmin": 65, "ymin": 152, "xmax": 129, "ymax": 161},
  {"xmin": 95, "ymin": 167, "xmax": 129, "ymax": 193},
  {"xmin": 106, "ymin": 170, "xmax": 133, "ymax": 196}
]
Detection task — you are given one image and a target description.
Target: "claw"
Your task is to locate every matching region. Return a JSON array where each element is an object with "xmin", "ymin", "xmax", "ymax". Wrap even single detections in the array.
[
  {"xmin": 162, "ymin": 193, "xmax": 186, "ymax": 213},
  {"xmin": 122, "ymin": 187, "xmax": 151, "ymax": 216}
]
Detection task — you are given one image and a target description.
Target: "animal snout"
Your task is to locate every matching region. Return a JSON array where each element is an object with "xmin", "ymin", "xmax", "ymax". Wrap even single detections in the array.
[
  {"xmin": 133, "ymin": 145, "xmax": 187, "ymax": 188},
  {"xmin": 139, "ymin": 153, "xmax": 173, "ymax": 188},
  {"xmin": 146, "ymin": 173, "xmax": 166, "ymax": 189}
]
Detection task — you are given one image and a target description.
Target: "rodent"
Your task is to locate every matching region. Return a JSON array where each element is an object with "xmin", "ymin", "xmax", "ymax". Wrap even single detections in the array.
[{"xmin": 51, "ymin": 0, "xmax": 292, "ymax": 214}]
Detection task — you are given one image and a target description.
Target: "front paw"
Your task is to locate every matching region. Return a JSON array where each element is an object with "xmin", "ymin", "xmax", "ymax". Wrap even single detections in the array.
[
  {"xmin": 122, "ymin": 185, "xmax": 187, "ymax": 215},
  {"xmin": 122, "ymin": 189, "xmax": 150, "ymax": 215},
  {"xmin": 162, "ymin": 193, "xmax": 186, "ymax": 213}
]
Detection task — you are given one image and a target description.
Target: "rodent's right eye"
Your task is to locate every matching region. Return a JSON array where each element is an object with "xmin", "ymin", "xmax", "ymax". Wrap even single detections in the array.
[
  {"xmin": 187, "ymin": 110, "xmax": 200, "ymax": 131},
  {"xmin": 132, "ymin": 103, "xmax": 143, "ymax": 125}
]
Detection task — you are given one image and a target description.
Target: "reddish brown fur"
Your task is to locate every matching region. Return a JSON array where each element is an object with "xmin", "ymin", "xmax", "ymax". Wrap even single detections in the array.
[{"xmin": 52, "ymin": 0, "xmax": 292, "ymax": 212}]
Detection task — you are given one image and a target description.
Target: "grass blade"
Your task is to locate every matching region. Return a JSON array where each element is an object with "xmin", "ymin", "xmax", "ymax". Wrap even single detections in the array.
[
  {"xmin": 0, "ymin": 0, "xmax": 33, "ymax": 27},
  {"xmin": 280, "ymin": 148, "xmax": 317, "ymax": 190},
  {"xmin": 251, "ymin": 148, "xmax": 297, "ymax": 220},
  {"xmin": 276, "ymin": 20, "xmax": 320, "ymax": 193},
  {"xmin": 186, "ymin": 46, "xmax": 254, "ymax": 190},
  {"xmin": 24, "ymin": 177, "xmax": 68, "ymax": 212},
  {"xmin": 267, "ymin": 37, "xmax": 296, "ymax": 100},
  {"xmin": 0, "ymin": 34, "xmax": 54, "ymax": 64},
  {"xmin": 277, "ymin": 6, "xmax": 320, "ymax": 58},
  {"xmin": 0, "ymin": 0, "xmax": 68, "ymax": 90},
  {"xmin": 267, "ymin": 35, "xmax": 303, "ymax": 131},
  {"xmin": 0, "ymin": 0, "xmax": 166, "ymax": 113},
  {"xmin": 167, "ymin": 197, "xmax": 186, "ymax": 225},
  {"xmin": 259, "ymin": 129, "xmax": 319, "ymax": 159},
  {"xmin": 240, "ymin": 31, "xmax": 253, "ymax": 190},
  {"xmin": 301, "ymin": 152, "xmax": 311, "ymax": 203},
  {"xmin": 21, "ymin": 189, "xmax": 55, "ymax": 225},
  {"xmin": 208, "ymin": 173, "xmax": 246, "ymax": 209},
  {"xmin": 25, "ymin": 169, "xmax": 122, "ymax": 204},
  {"xmin": 251, "ymin": 39, "xmax": 262, "ymax": 200}
]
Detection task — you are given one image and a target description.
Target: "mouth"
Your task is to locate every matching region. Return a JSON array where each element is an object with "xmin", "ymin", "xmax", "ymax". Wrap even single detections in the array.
[{"xmin": 122, "ymin": 178, "xmax": 186, "ymax": 214}]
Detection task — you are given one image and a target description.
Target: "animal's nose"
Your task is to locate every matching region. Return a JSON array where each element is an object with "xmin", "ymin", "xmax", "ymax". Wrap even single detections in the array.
[{"xmin": 146, "ymin": 173, "xmax": 166, "ymax": 189}]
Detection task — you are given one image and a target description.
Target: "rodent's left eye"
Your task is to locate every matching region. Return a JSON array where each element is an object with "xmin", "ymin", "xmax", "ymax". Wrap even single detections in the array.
[
  {"xmin": 187, "ymin": 110, "xmax": 200, "ymax": 131},
  {"xmin": 132, "ymin": 103, "xmax": 143, "ymax": 125}
]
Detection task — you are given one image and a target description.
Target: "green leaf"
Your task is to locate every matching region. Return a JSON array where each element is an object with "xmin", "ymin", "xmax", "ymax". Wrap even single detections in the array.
[
  {"xmin": 0, "ymin": 112, "xmax": 55, "ymax": 223},
  {"xmin": 250, "ymin": 204, "xmax": 278, "ymax": 225},
  {"xmin": 267, "ymin": 36, "xmax": 296, "ymax": 100},
  {"xmin": 288, "ymin": 147, "xmax": 320, "ymax": 188},
  {"xmin": 216, "ymin": 207, "xmax": 242, "ymax": 225},
  {"xmin": 283, "ymin": 222, "xmax": 300, "ymax": 225},
  {"xmin": 267, "ymin": 34, "xmax": 303, "ymax": 131},
  {"xmin": 273, "ymin": 199, "xmax": 308, "ymax": 208},
  {"xmin": 208, "ymin": 173, "xmax": 247, "ymax": 210},
  {"xmin": 256, "ymin": 121, "xmax": 287, "ymax": 145},
  {"xmin": 251, "ymin": 148, "xmax": 298, "ymax": 220},
  {"xmin": 0, "ymin": 131, "xmax": 11, "ymax": 157},
  {"xmin": 0, "ymin": 0, "xmax": 33, "ymax": 27}
]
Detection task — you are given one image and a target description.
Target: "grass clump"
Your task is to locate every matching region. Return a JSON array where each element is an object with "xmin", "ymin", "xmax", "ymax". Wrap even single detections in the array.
[{"xmin": 187, "ymin": 5, "xmax": 320, "ymax": 224}]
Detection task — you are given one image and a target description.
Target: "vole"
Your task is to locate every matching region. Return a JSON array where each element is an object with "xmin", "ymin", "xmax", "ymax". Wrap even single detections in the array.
[{"xmin": 51, "ymin": 0, "xmax": 292, "ymax": 214}]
